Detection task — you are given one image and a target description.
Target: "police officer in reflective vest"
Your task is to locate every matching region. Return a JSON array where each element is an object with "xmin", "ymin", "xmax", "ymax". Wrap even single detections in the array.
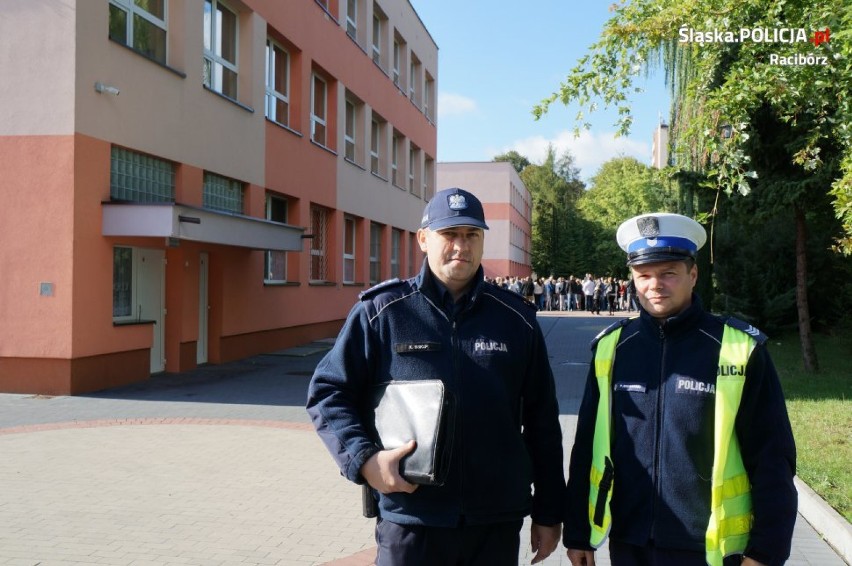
[{"xmin": 563, "ymin": 213, "xmax": 797, "ymax": 566}]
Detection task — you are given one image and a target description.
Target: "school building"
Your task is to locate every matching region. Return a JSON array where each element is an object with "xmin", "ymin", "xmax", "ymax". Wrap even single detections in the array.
[
  {"xmin": 437, "ymin": 162, "xmax": 533, "ymax": 278},
  {"xmin": 0, "ymin": 0, "xmax": 437, "ymax": 394}
]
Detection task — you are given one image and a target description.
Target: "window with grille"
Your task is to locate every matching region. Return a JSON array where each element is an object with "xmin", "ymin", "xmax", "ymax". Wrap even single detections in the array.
[
  {"xmin": 265, "ymin": 39, "xmax": 290, "ymax": 127},
  {"xmin": 310, "ymin": 205, "xmax": 329, "ymax": 282},
  {"xmin": 203, "ymin": 172, "xmax": 243, "ymax": 214},
  {"xmin": 343, "ymin": 216, "xmax": 356, "ymax": 284},
  {"xmin": 265, "ymin": 194, "xmax": 288, "ymax": 282},
  {"xmin": 109, "ymin": 0, "xmax": 167, "ymax": 64},
  {"xmin": 391, "ymin": 229, "xmax": 401, "ymax": 279},
  {"xmin": 311, "ymin": 74, "xmax": 327, "ymax": 146},
  {"xmin": 369, "ymin": 222, "xmax": 382, "ymax": 285},
  {"xmin": 203, "ymin": 0, "xmax": 238, "ymax": 99},
  {"xmin": 110, "ymin": 146, "xmax": 175, "ymax": 203},
  {"xmin": 113, "ymin": 246, "xmax": 134, "ymax": 318}
]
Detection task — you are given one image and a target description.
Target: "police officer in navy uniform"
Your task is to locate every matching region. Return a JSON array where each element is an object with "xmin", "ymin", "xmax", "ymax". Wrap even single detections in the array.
[
  {"xmin": 563, "ymin": 213, "xmax": 797, "ymax": 566},
  {"xmin": 307, "ymin": 188, "xmax": 565, "ymax": 565}
]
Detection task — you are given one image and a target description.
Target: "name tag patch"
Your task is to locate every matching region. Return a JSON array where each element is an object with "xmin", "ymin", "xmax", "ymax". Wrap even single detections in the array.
[
  {"xmin": 395, "ymin": 342, "xmax": 441, "ymax": 354},
  {"xmin": 614, "ymin": 382, "xmax": 646, "ymax": 393}
]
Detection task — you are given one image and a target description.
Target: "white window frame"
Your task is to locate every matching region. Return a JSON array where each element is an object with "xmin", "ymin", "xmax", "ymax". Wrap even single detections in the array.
[
  {"xmin": 343, "ymin": 216, "xmax": 356, "ymax": 284},
  {"xmin": 369, "ymin": 222, "xmax": 382, "ymax": 285},
  {"xmin": 392, "ymin": 38, "xmax": 400, "ymax": 86},
  {"xmin": 346, "ymin": 0, "xmax": 357, "ymax": 39},
  {"xmin": 409, "ymin": 57, "xmax": 417, "ymax": 100},
  {"xmin": 311, "ymin": 74, "xmax": 328, "ymax": 146},
  {"xmin": 370, "ymin": 118, "xmax": 381, "ymax": 174},
  {"xmin": 109, "ymin": 0, "xmax": 168, "ymax": 64},
  {"xmin": 391, "ymin": 132, "xmax": 400, "ymax": 186},
  {"xmin": 371, "ymin": 11, "xmax": 381, "ymax": 65},
  {"xmin": 265, "ymin": 194, "xmax": 289, "ymax": 283},
  {"xmin": 345, "ymin": 99, "xmax": 356, "ymax": 161},
  {"xmin": 265, "ymin": 39, "xmax": 290, "ymax": 127},
  {"xmin": 203, "ymin": 0, "xmax": 239, "ymax": 98}
]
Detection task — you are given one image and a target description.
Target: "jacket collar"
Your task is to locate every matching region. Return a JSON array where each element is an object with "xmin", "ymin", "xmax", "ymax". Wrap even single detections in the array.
[
  {"xmin": 639, "ymin": 293, "xmax": 705, "ymax": 336},
  {"xmin": 414, "ymin": 259, "xmax": 486, "ymax": 314}
]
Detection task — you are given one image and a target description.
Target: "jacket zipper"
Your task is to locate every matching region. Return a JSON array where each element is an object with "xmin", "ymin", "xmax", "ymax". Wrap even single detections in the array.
[
  {"xmin": 451, "ymin": 317, "xmax": 465, "ymax": 519},
  {"xmin": 650, "ymin": 324, "xmax": 666, "ymax": 540}
]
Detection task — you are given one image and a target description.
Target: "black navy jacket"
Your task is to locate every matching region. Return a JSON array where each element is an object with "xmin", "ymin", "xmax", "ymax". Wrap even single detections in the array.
[
  {"xmin": 564, "ymin": 296, "xmax": 797, "ymax": 565},
  {"xmin": 306, "ymin": 261, "xmax": 565, "ymax": 527}
]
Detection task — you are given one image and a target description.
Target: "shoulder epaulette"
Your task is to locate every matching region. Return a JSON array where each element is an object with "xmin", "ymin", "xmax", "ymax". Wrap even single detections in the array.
[
  {"xmin": 723, "ymin": 316, "xmax": 768, "ymax": 345},
  {"xmin": 359, "ymin": 278, "xmax": 404, "ymax": 301},
  {"xmin": 591, "ymin": 317, "xmax": 636, "ymax": 349},
  {"xmin": 483, "ymin": 284, "xmax": 537, "ymax": 311}
]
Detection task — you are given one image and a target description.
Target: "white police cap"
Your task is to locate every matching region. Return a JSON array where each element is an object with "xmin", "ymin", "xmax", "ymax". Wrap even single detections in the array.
[{"xmin": 616, "ymin": 212, "xmax": 706, "ymax": 266}]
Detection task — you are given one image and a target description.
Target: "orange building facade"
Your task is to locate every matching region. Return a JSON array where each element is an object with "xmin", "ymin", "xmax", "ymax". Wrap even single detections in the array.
[
  {"xmin": 436, "ymin": 162, "xmax": 533, "ymax": 279},
  {"xmin": 0, "ymin": 0, "xmax": 437, "ymax": 394}
]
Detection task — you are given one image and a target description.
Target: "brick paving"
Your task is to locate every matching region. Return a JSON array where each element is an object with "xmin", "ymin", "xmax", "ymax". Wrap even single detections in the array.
[{"xmin": 0, "ymin": 311, "xmax": 845, "ymax": 565}]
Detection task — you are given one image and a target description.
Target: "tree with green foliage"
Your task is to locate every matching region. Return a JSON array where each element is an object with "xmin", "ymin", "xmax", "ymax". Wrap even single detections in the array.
[
  {"xmin": 494, "ymin": 150, "xmax": 532, "ymax": 174},
  {"xmin": 576, "ymin": 157, "xmax": 678, "ymax": 276},
  {"xmin": 534, "ymin": 0, "xmax": 852, "ymax": 372},
  {"xmin": 499, "ymin": 146, "xmax": 585, "ymax": 276}
]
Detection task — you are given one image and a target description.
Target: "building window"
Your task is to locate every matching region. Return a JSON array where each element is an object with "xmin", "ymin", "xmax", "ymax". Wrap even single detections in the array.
[
  {"xmin": 113, "ymin": 246, "xmax": 134, "ymax": 318},
  {"xmin": 392, "ymin": 37, "xmax": 400, "ymax": 87},
  {"xmin": 344, "ymin": 99, "xmax": 356, "ymax": 161},
  {"xmin": 424, "ymin": 156, "xmax": 435, "ymax": 201},
  {"xmin": 408, "ymin": 143, "xmax": 420, "ymax": 196},
  {"xmin": 265, "ymin": 194, "xmax": 288, "ymax": 282},
  {"xmin": 391, "ymin": 131, "xmax": 401, "ymax": 186},
  {"xmin": 203, "ymin": 0, "xmax": 238, "ymax": 99},
  {"xmin": 203, "ymin": 171, "xmax": 243, "ymax": 214},
  {"xmin": 369, "ymin": 222, "xmax": 382, "ymax": 285},
  {"xmin": 265, "ymin": 39, "xmax": 290, "ymax": 127},
  {"xmin": 370, "ymin": 117, "xmax": 381, "ymax": 174},
  {"xmin": 424, "ymin": 72, "xmax": 435, "ymax": 121},
  {"xmin": 310, "ymin": 205, "xmax": 329, "ymax": 282},
  {"xmin": 110, "ymin": 146, "xmax": 175, "ymax": 203},
  {"xmin": 108, "ymin": 0, "xmax": 167, "ymax": 64},
  {"xmin": 311, "ymin": 74, "xmax": 327, "ymax": 146},
  {"xmin": 371, "ymin": 10, "xmax": 381, "ymax": 65},
  {"xmin": 409, "ymin": 53, "xmax": 420, "ymax": 103},
  {"xmin": 343, "ymin": 216, "xmax": 356, "ymax": 284},
  {"xmin": 346, "ymin": 0, "xmax": 357, "ymax": 39},
  {"xmin": 391, "ymin": 229, "xmax": 401, "ymax": 279}
]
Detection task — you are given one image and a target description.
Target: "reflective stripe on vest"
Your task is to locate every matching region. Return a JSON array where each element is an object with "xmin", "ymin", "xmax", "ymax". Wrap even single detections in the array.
[{"xmin": 589, "ymin": 323, "xmax": 756, "ymax": 565}]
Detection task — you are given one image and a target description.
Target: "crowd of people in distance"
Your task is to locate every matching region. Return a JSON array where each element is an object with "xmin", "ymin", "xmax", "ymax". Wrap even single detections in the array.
[{"xmin": 484, "ymin": 273, "xmax": 639, "ymax": 315}]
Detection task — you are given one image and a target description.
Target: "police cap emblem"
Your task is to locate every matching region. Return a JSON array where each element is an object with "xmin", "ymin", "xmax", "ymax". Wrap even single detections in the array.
[
  {"xmin": 637, "ymin": 216, "xmax": 660, "ymax": 237},
  {"xmin": 448, "ymin": 194, "xmax": 468, "ymax": 210}
]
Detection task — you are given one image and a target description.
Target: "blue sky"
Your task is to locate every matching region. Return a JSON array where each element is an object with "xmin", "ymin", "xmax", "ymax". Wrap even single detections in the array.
[{"xmin": 412, "ymin": 1, "xmax": 671, "ymax": 183}]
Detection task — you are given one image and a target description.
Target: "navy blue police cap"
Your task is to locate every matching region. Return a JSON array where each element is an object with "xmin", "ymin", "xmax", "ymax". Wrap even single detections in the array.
[
  {"xmin": 421, "ymin": 187, "xmax": 489, "ymax": 231},
  {"xmin": 616, "ymin": 212, "xmax": 706, "ymax": 266}
]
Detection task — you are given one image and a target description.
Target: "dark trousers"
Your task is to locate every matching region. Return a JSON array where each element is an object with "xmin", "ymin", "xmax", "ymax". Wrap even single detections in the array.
[
  {"xmin": 609, "ymin": 539, "xmax": 744, "ymax": 566},
  {"xmin": 375, "ymin": 518, "xmax": 523, "ymax": 566}
]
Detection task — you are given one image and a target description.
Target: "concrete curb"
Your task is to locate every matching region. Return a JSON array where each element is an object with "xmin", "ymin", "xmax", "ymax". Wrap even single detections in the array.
[{"xmin": 795, "ymin": 476, "xmax": 852, "ymax": 564}]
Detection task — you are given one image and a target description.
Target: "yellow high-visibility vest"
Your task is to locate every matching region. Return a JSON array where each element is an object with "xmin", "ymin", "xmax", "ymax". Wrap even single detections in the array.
[{"xmin": 589, "ymin": 323, "xmax": 756, "ymax": 566}]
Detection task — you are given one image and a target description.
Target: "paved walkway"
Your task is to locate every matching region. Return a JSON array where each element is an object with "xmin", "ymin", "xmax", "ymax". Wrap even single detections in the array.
[{"xmin": 0, "ymin": 311, "xmax": 846, "ymax": 565}]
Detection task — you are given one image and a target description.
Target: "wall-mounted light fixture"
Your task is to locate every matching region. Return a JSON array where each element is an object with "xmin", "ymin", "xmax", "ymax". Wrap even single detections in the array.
[
  {"xmin": 94, "ymin": 81, "xmax": 120, "ymax": 96},
  {"xmin": 720, "ymin": 124, "xmax": 733, "ymax": 139}
]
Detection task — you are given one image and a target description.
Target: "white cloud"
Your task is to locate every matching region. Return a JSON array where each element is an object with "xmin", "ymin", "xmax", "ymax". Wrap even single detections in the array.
[
  {"xmin": 496, "ymin": 130, "xmax": 651, "ymax": 181},
  {"xmin": 438, "ymin": 92, "xmax": 478, "ymax": 118}
]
